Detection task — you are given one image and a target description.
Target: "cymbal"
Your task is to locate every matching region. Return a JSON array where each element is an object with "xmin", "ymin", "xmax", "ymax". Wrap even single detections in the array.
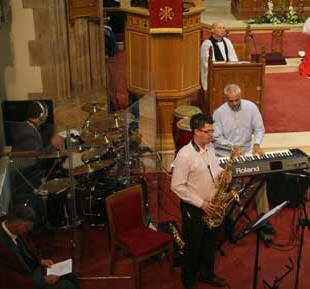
[
  {"xmin": 72, "ymin": 159, "xmax": 116, "ymax": 176},
  {"xmin": 37, "ymin": 178, "xmax": 71, "ymax": 196},
  {"xmin": 81, "ymin": 102, "xmax": 106, "ymax": 113},
  {"xmin": 38, "ymin": 151, "xmax": 68, "ymax": 159},
  {"xmin": 80, "ymin": 131, "xmax": 111, "ymax": 146},
  {"xmin": 89, "ymin": 111, "xmax": 136, "ymax": 131},
  {"xmin": 82, "ymin": 149, "xmax": 108, "ymax": 163},
  {"xmin": 106, "ymin": 131, "xmax": 123, "ymax": 141}
]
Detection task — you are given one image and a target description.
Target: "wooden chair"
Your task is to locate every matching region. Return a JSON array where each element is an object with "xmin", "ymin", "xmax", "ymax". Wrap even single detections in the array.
[
  {"xmin": 105, "ymin": 184, "xmax": 174, "ymax": 289},
  {"xmin": 227, "ymin": 24, "xmax": 252, "ymax": 61}
]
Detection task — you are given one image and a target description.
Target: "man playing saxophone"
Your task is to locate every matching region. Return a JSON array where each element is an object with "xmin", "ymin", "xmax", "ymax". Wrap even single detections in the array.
[{"xmin": 171, "ymin": 113, "xmax": 231, "ymax": 289}]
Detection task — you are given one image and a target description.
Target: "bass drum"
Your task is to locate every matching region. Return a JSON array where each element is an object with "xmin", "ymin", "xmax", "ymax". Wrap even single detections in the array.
[
  {"xmin": 46, "ymin": 190, "xmax": 71, "ymax": 228},
  {"xmin": 84, "ymin": 180, "xmax": 124, "ymax": 226}
]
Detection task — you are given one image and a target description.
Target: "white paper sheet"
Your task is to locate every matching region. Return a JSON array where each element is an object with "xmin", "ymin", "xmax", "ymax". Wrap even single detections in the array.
[
  {"xmin": 252, "ymin": 201, "xmax": 288, "ymax": 228},
  {"xmin": 47, "ymin": 259, "xmax": 72, "ymax": 276}
]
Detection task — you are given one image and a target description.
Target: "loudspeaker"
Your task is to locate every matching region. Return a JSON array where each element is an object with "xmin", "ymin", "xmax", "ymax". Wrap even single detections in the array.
[
  {"xmin": 267, "ymin": 172, "xmax": 309, "ymax": 208},
  {"xmin": 2, "ymin": 100, "xmax": 54, "ymax": 147}
]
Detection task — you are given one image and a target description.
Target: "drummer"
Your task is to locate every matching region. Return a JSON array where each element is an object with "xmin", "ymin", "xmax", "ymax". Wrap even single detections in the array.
[
  {"xmin": 12, "ymin": 101, "xmax": 63, "ymax": 154},
  {"xmin": 11, "ymin": 101, "xmax": 64, "ymax": 212}
]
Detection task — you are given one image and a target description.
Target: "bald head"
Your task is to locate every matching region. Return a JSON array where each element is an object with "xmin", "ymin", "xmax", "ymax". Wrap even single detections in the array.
[{"xmin": 211, "ymin": 22, "xmax": 226, "ymax": 40}]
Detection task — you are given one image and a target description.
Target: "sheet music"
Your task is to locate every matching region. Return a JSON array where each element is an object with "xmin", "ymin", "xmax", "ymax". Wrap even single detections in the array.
[
  {"xmin": 47, "ymin": 259, "xmax": 72, "ymax": 276},
  {"xmin": 252, "ymin": 201, "xmax": 288, "ymax": 228}
]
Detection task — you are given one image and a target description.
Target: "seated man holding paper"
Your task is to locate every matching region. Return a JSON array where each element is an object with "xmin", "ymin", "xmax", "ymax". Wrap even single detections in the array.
[
  {"xmin": 200, "ymin": 22, "xmax": 238, "ymax": 91},
  {"xmin": 0, "ymin": 205, "xmax": 78, "ymax": 289}
]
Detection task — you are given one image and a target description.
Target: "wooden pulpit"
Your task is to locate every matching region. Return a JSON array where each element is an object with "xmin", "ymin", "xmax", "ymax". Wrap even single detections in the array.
[
  {"xmin": 205, "ymin": 47, "xmax": 266, "ymax": 116},
  {"xmin": 124, "ymin": 0, "xmax": 205, "ymax": 150}
]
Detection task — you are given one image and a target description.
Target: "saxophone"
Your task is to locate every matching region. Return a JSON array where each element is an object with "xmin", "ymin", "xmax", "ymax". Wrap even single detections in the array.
[
  {"xmin": 202, "ymin": 149, "xmax": 240, "ymax": 229},
  {"xmin": 169, "ymin": 223, "xmax": 185, "ymax": 254}
]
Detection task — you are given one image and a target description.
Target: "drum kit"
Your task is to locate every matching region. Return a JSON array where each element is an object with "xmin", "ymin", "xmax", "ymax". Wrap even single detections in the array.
[
  {"xmin": 172, "ymin": 105, "xmax": 202, "ymax": 153},
  {"xmin": 32, "ymin": 101, "xmax": 147, "ymax": 229}
]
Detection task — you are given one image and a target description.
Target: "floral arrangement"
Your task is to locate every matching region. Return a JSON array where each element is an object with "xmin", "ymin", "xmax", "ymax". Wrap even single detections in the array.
[{"xmin": 248, "ymin": 0, "xmax": 306, "ymax": 25}]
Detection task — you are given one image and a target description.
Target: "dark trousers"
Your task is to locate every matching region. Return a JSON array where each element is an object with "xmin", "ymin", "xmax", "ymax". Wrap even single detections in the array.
[
  {"xmin": 33, "ymin": 267, "xmax": 79, "ymax": 289},
  {"xmin": 181, "ymin": 201, "xmax": 220, "ymax": 286}
]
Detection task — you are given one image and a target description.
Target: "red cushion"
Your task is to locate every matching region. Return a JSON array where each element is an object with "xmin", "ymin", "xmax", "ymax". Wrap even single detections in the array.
[{"xmin": 117, "ymin": 225, "xmax": 172, "ymax": 257}]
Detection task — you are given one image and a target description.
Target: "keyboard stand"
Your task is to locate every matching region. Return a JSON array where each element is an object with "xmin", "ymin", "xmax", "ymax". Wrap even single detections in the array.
[{"xmin": 217, "ymin": 175, "xmax": 270, "ymax": 255}]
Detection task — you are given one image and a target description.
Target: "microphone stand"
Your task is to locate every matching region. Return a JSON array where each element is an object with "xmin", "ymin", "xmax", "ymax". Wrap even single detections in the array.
[
  {"xmin": 232, "ymin": 201, "xmax": 288, "ymax": 289},
  {"xmin": 263, "ymin": 257, "xmax": 294, "ymax": 289},
  {"xmin": 294, "ymin": 171, "xmax": 310, "ymax": 289}
]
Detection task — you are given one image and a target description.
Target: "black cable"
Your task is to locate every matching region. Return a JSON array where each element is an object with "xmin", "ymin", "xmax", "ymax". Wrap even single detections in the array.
[{"xmin": 269, "ymin": 205, "xmax": 302, "ymax": 251}]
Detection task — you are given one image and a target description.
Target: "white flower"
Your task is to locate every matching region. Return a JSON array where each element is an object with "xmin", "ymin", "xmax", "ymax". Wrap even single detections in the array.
[{"xmin": 267, "ymin": 0, "xmax": 274, "ymax": 11}]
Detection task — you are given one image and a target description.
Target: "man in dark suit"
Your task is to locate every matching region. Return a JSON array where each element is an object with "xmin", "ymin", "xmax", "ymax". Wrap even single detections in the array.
[
  {"xmin": 11, "ymin": 101, "xmax": 64, "ymax": 207},
  {"xmin": 12, "ymin": 101, "xmax": 63, "ymax": 154},
  {"xmin": 0, "ymin": 205, "xmax": 78, "ymax": 289}
]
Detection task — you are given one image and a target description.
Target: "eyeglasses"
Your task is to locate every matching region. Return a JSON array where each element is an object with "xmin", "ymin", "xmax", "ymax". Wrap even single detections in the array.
[{"xmin": 199, "ymin": 129, "xmax": 214, "ymax": 134}]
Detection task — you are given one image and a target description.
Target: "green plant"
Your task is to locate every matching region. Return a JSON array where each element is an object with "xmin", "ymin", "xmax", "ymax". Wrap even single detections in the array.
[{"xmin": 248, "ymin": 0, "xmax": 305, "ymax": 25}]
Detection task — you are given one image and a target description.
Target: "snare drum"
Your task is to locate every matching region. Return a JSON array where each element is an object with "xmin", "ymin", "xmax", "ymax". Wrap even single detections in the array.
[
  {"xmin": 172, "ymin": 105, "xmax": 201, "ymax": 151},
  {"xmin": 176, "ymin": 118, "xmax": 192, "ymax": 152}
]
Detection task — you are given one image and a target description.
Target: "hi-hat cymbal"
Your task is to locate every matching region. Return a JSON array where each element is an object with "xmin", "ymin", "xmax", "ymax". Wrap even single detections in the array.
[
  {"xmin": 72, "ymin": 160, "xmax": 116, "ymax": 176},
  {"xmin": 81, "ymin": 102, "xmax": 106, "ymax": 113}
]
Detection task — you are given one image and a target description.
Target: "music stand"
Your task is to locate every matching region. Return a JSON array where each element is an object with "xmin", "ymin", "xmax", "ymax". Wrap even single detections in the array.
[
  {"xmin": 233, "ymin": 200, "xmax": 288, "ymax": 289},
  {"xmin": 291, "ymin": 171, "xmax": 310, "ymax": 289}
]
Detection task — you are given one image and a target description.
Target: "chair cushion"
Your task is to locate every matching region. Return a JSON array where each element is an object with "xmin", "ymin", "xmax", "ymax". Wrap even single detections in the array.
[{"xmin": 117, "ymin": 225, "xmax": 172, "ymax": 257}]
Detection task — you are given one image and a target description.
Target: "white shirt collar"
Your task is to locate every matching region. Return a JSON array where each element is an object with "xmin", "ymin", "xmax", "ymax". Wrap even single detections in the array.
[{"xmin": 1, "ymin": 221, "xmax": 17, "ymax": 245}]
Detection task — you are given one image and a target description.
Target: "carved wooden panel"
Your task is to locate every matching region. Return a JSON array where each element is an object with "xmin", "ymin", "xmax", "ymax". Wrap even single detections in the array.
[
  {"xmin": 183, "ymin": 14, "xmax": 200, "ymax": 32},
  {"xmin": 207, "ymin": 63, "xmax": 265, "ymax": 115},
  {"xmin": 150, "ymin": 34, "xmax": 183, "ymax": 93},
  {"xmin": 182, "ymin": 31, "xmax": 200, "ymax": 89},
  {"xmin": 68, "ymin": 0, "xmax": 99, "ymax": 20},
  {"xmin": 126, "ymin": 30, "xmax": 150, "ymax": 94},
  {"xmin": 127, "ymin": 14, "xmax": 149, "ymax": 33}
]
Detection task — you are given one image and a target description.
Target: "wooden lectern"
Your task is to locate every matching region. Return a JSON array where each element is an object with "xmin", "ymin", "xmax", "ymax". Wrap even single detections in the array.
[
  {"xmin": 205, "ymin": 47, "xmax": 266, "ymax": 116},
  {"xmin": 124, "ymin": 0, "xmax": 205, "ymax": 150}
]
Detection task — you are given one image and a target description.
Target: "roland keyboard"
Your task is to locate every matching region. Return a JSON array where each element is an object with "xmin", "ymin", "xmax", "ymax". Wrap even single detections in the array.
[{"xmin": 218, "ymin": 149, "xmax": 310, "ymax": 177}]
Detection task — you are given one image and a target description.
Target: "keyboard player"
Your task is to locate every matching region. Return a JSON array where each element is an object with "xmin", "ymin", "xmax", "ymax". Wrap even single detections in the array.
[{"xmin": 212, "ymin": 83, "xmax": 276, "ymax": 237}]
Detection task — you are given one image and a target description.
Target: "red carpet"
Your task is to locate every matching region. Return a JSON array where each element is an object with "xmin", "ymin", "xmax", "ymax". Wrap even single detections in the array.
[
  {"xmin": 264, "ymin": 72, "xmax": 310, "ymax": 133},
  {"xmin": 36, "ymin": 173, "xmax": 310, "ymax": 289}
]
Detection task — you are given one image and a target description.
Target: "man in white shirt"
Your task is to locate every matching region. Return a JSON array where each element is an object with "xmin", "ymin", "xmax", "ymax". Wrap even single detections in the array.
[
  {"xmin": 213, "ymin": 84, "xmax": 275, "ymax": 237},
  {"xmin": 200, "ymin": 22, "xmax": 238, "ymax": 91},
  {"xmin": 171, "ymin": 113, "xmax": 230, "ymax": 289}
]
